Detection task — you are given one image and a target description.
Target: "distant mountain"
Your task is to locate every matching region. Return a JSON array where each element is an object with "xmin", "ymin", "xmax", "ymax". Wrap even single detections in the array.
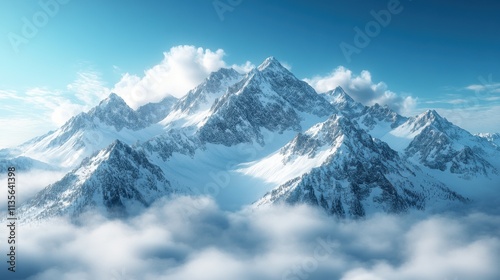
[
  {"xmin": 255, "ymin": 115, "xmax": 467, "ymax": 217},
  {"xmin": 137, "ymin": 95, "xmax": 178, "ymax": 124},
  {"xmin": 339, "ymin": 99, "xmax": 499, "ymax": 179},
  {"xmin": 10, "ymin": 94, "xmax": 167, "ymax": 168},
  {"xmin": 401, "ymin": 110, "xmax": 498, "ymax": 178},
  {"xmin": 321, "ymin": 86, "xmax": 365, "ymax": 117},
  {"xmin": 0, "ymin": 156, "xmax": 56, "ymax": 172},
  {"xmin": 141, "ymin": 68, "xmax": 245, "ymax": 160},
  {"xmin": 319, "ymin": 90, "xmax": 409, "ymax": 145},
  {"xmin": 141, "ymin": 129, "xmax": 201, "ymax": 161},
  {"xmin": 357, "ymin": 103, "xmax": 408, "ymax": 132},
  {"xmin": 18, "ymin": 140, "xmax": 184, "ymax": 222},
  {"xmin": 161, "ymin": 68, "xmax": 243, "ymax": 131},
  {"xmin": 477, "ymin": 132, "xmax": 500, "ymax": 148},
  {"xmin": 175, "ymin": 68, "xmax": 243, "ymax": 114}
]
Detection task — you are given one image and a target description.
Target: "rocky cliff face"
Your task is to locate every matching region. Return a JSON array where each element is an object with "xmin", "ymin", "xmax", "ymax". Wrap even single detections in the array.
[
  {"xmin": 198, "ymin": 57, "xmax": 334, "ymax": 146},
  {"xmin": 256, "ymin": 115, "xmax": 467, "ymax": 218},
  {"xmin": 404, "ymin": 110, "xmax": 498, "ymax": 178},
  {"xmin": 18, "ymin": 140, "xmax": 179, "ymax": 222}
]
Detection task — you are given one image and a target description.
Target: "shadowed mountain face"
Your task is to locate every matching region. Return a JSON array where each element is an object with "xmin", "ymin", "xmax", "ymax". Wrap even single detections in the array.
[
  {"xmin": 256, "ymin": 115, "xmax": 467, "ymax": 218},
  {"xmin": 321, "ymin": 86, "xmax": 365, "ymax": 118},
  {"xmin": 197, "ymin": 58, "xmax": 335, "ymax": 146},
  {"xmin": 137, "ymin": 95, "xmax": 178, "ymax": 124},
  {"xmin": 403, "ymin": 110, "xmax": 498, "ymax": 178},
  {"xmin": 18, "ymin": 140, "xmax": 179, "ymax": 222}
]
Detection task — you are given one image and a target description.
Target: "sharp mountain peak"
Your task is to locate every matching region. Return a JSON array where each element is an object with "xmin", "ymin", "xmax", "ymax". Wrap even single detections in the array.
[{"xmin": 257, "ymin": 56, "xmax": 289, "ymax": 73}]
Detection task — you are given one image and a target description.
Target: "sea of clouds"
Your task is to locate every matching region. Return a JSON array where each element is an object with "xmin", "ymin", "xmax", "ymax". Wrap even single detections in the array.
[{"xmin": 1, "ymin": 196, "xmax": 499, "ymax": 280}]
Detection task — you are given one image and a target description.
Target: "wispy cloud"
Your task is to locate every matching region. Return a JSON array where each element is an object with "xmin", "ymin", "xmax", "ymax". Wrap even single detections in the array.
[
  {"xmin": 423, "ymin": 98, "xmax": 468, "ymax": 105},
  {"xmin": 417, "ymin": 77, "xmax": 500, "ymax": 133},
  {"xmin": 485, "ymin": 96, "xmax": 500, "ymax": 101},
  {"xmin": 420, "ymin": 105, "xmax": 500, "ymax": 134},
  {"xmin": 304, "ymin": 66, "xmax": 417, "ymax": 115},
  {"xmin": 13, "ymin": 71, "xmax": 110, "ymax": 126},
  {"xmin": 465, "ymin": 83, "xmax": 500, "ymax": 93},
  {"xmin": 0, "ymin": 70, "xmax": 110, "ymax": 148},
  {"xmin": 0, "ymin": 89, "xmax": 18, "ymax": 99},
  {"xmin": 67, "ymin": 70, "xmax": 110, "ymax": 106},
  {"xmin": 1, "ymin": 197, "xmax": 499, "ymax": 280}
]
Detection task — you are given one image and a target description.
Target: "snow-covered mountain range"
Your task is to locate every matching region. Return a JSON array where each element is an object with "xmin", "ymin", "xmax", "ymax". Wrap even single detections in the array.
[
  {"xmin": 2, "ymin": 57, "xmax": 499, "ymax": 221},
  {"xmin": 18, "ymin": 140, "xmax": 182, "ymax": 222},
  {"xmin": 253, "ymin": 114, "xmax": 467, "ymax": 218}
]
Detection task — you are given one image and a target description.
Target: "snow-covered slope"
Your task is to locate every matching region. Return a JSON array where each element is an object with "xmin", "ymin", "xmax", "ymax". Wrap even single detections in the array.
[
  {"xmin": 143, "ymin": 57, "xmax": 336, "ymax": 165},
  {"xmin": 136, "ymin": 95, "xmax": 178, "ymax": 125},
  {"xmin": 18, "ymin": 140, "xmax": 183, "ymax": 222},
  {"xmin": 319, "ymin": 89, "xmax": 409, "ymax": 150},
  {"xmin": 141, "ymin": 68, "xmax": 245, "ymax": 161},
  {"xmin": 255, "ymin": 115, "xmax": 468, "ymax": 218},
  {"xmin": 160, "ymin": 68, "xmax": 243, "ymax": 131},
  {"xmin": 357, "ymin": 104, "xmax": 408, "ymax": 143},
  {"xmin": 321, "ymin": 86, "xmax": 365, "ymax": 117},
  {"xmin": 477, "ymin": 132, "xmax": 500, "ymax": 148},
  {"xmin": 403, "ymin": 110, "xmax": 498, "ymax": 178},
  {"xmin": 345, "ymin": 101, "xmax": 499, "ymax": 179},
  {"xmin": 14, "ymin": 94, "xmax": 164, "ymax": 168}
]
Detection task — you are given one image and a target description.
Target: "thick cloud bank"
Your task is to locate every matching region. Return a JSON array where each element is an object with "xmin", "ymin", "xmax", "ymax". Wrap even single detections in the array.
[{"xmin": 2, "ymin": 196, "xmax": 499, "ymax": 280}]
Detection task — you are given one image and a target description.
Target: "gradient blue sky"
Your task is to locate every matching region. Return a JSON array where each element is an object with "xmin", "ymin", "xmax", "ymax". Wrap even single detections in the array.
[{"xmin": 1, "ymin": 0, "xmax": 499, "ymax": 148}]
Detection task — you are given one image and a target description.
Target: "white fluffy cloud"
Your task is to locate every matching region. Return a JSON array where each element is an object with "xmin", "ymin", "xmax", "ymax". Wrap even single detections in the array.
[
  {"xmin": 232, "ymin": 60, "xmax": 256, "ymax": 74},
  {"xmin": 112, "ymin": 45, "xmax": 254, "ymax": 109},
  {"xmin": 2, "ymin": 197, "xmax": 499, "ymax": 280},
  {"xmin": 67, "ymin": 71, "xmax": 111, "ymax": 109},
  {"xmin": 304, "ymin": 66, "xmax": 417, "ymax": 115}
]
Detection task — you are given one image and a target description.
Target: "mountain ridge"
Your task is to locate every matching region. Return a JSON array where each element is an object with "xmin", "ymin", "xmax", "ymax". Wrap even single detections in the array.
[{"xmin": 18, "ymin": 140, "xmax": 184, "ymax": 222}]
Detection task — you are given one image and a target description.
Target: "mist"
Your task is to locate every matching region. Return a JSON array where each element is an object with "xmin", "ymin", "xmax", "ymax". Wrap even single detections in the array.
[
  {"xmin": 1, "ymin": 195, "xmax": 499, "ymax": 280},
  {"xmin": 0, "ymin": 170, "xmax": 66, "ymax": 216}
]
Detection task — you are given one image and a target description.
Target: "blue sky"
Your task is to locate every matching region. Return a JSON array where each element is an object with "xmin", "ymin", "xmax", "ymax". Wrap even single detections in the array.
[{"xmin": 1, "ymin": 0, "xmax": 500, "ymax": 148}]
